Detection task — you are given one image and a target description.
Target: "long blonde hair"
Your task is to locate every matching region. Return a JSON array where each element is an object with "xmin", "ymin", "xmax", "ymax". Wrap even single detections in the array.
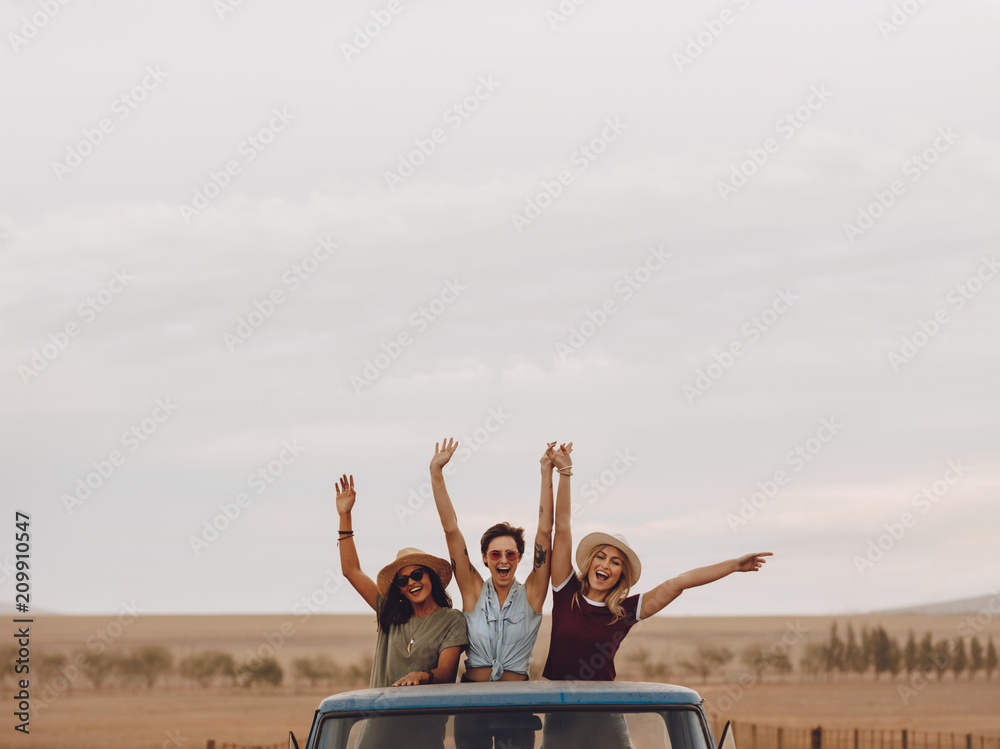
[{"xmin": 573, "ymin": 545, "xmax": 635, "ymax": 623}]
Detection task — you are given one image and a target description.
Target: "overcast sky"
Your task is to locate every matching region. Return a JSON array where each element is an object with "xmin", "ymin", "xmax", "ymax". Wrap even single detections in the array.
[{"xmin": 2, "ymin": 0, "xmax": 998, "ymax": 618}]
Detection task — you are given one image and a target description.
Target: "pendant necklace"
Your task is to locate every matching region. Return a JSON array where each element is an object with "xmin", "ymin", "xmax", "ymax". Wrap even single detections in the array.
[{"xmin": 406, "ymin": 609, "xmax": 436, "ymax": 654}]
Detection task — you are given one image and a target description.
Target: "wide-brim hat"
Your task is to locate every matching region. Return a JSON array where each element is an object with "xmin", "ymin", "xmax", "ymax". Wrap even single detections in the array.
[
  {"xmin": 376, "ymin": 547, "xmax": 453, "ymax": 598},
  {"xmin": 575, "ymin": 532, "xmax": 642, "ymax": 586}
]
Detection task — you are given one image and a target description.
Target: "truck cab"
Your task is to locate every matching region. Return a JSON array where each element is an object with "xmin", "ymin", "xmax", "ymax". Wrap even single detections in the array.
[{"xmin": 291, "ymin": 681, "xmax": 734, "ymax": 749}]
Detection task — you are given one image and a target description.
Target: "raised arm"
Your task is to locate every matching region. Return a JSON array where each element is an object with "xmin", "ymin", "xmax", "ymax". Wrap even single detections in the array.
[
  {"xmin": 639, "ymin": 552, "xmax": 773, "ymax": 620},
  {"xmin": 336, "ymin": 474, "xmax": 378, "ymax": 611},
  {"xmin": 429, "ymin": 438, "xmax": 482, "ymax": 610},
  {"xmin": 549, "ymin": 442, "xmax": 574, "ymax": 589},
  {"xmin": 523, "ymin": 442, "xmax": 556, "ymax": 612}
]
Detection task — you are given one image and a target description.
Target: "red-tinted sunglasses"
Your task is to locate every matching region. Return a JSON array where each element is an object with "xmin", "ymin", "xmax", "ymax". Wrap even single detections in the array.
[{"xmin": 487, "ymin": 550, "xmax": 519, "ymax": 562}]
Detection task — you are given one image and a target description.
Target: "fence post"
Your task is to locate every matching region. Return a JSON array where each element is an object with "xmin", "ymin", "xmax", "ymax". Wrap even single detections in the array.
[
  {"xmin": 752, "ymin": 723, "xmax": 758, "ymax": 749},
  {"xmin": 778, "ymin": 727, "xmax": 784, "ymax": 749},
  {"xmin": 902, "ymin": 730, "xmax": 908, "ymax": 749},
  {"xmin": 856, "ymin": 729, "xmax": 860, "ymax": 749},
  {"xmin": 207, "ymin": 742, "xmax": 215, "ymax": 749},
  {"xmin": 966, "ymin": 736, "xmax": 972, "ymax": 749},
  {"xmin": 813, "ymin": 726, "xmax": 823, "ymax": 749}
]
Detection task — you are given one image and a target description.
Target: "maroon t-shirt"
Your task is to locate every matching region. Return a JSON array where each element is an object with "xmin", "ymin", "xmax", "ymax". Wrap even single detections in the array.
[{"xmin": 542, "ymin": 573, "xmax": 643, "ymax": 681}]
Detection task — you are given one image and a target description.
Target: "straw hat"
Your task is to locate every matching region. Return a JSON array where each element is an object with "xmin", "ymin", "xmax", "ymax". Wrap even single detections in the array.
[
  {"xmin": 376, "ymin": 547, "xmax": 453, "ymax": 597},
  {"xmin": 575, "ymin": 532, "xmax": 642, "ymax": 586}
]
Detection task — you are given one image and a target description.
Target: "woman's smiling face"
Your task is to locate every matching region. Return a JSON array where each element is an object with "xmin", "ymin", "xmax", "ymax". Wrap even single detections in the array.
[
  {"xmin": 587, "ymin": 545, "xmax": 625, "ymax": 594},
  {"xmin": 395, "ymin": 564, "xmax": 433, "ymax": 606},
  {"xmin": 483, "ymin": 535, "xmax": 521, "ymax": 589}
]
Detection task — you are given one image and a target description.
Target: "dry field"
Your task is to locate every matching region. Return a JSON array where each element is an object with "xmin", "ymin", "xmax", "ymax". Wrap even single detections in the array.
[{"xmin": 5, "ymin": 612, "xmax": 997, "ymax": 749}]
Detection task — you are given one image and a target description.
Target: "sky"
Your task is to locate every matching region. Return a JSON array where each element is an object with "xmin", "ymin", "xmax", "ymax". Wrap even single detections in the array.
[{"xmin": 1, "ymin": 0, "xmax": 998, "ymax": 618}]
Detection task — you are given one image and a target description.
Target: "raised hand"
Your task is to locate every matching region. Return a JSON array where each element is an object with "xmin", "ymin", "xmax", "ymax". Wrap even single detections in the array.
[
  {"xmin": 550, "ymin": 442, "xmax": 573, "ymax": 471},
  {"xmin": 541, "ymin": 441, "xmax": 557, "ymax": 471},
  {"xmin": 335, "ymin": 474, "xmax": 356, "ymax": 517},
  {"xmin": 430, "ymin": 438, "xmax": 459, "ymax": 471},
  {"xmin": 735, "ymin": 552, "xmax": 773, "ymax": 572}
]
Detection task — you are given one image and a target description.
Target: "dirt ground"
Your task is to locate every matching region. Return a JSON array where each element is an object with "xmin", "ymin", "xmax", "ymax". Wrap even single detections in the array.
[{"xmin": 6, "ymin": 612, "xmax": 997, "ymax": 749}]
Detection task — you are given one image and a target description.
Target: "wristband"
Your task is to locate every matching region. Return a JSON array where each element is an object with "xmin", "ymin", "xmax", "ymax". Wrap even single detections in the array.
[{"xmin": 425, "ymin": 670, "xmax": 434, "ymax": 684}]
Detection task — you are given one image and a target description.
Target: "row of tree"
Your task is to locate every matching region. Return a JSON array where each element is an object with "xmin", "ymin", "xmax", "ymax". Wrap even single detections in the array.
[
  {"xmin": 621, "ymin": 625, "xmax": 999, "ymax": 684},
  {"xmin": 0, "ymin": 646, "xmax": 373, "ymax": 691},
  {"xmin": 800, "ymin": 625, "xmax": 999, "ymax": 681}
]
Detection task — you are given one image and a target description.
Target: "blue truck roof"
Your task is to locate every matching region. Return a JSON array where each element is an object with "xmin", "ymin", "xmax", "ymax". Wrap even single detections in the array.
[{"xmin": 316, "ymin": 681, "xmax": 704, "ymax": 714}]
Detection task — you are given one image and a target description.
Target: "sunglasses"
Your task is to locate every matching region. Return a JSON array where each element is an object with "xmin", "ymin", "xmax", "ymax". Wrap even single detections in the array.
[
  {"xmin": 394, "ymin": 568, "xmax": 428, "ymax": 588},
  {"xmin": 487, "ymin": 550, "xmax": 520, "ymax": 562}
]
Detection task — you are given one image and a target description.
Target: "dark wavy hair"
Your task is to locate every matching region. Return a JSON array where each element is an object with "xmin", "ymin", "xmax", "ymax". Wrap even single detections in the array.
[
  {"xmin": 377, "ymin": 566, "xmax": 453, "ymax": 631},
  {"xmin": 479, "ymin": 522, "xmax": 525, "ymax": 557}
]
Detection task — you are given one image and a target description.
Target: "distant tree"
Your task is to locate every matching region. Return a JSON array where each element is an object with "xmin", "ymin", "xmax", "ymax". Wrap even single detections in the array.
[
  {"xmin": 918, "ymin": 632, "xmax": 934, "ymax": 676},
  {"xmin": 968, "ymin": 637, "xmax": 984, "ymax": 679},
  {"xmin": 799, "ymin": 643, "xmax": 827, "ymax": 682},
  {"xmin": 79, "ymin": 651, "xmax": 120, "ymax": 689},
  {"xmin": 762, "ymin": 651, "xmax": 793, "ymax": 682},
  {"xmin": 741, "ymin": 644, "xmax": 769, "ymax": 682},
  {"xmin": 826, "ymin": 623, "xmax": 845, "ymax": 677},
  {"xmin": 124, "ymin": 646, "xmax": 174, "ymax": 688},
  {"xmin": 238, "ymin": 657, "xmax": 283, "ymax": 688},
  {"xmin": 36, "ymin": 653, "xmax": 68, "ymax": 685},
  {"xmin": 903, "ymin": 631, "xmax": 918, "ymax": 677},
  {"xmin": 931, "ymin": 639, "xmax": 952, "ymax": 680},
  {"xmin": 293, "ymin": 657, "xmax": 321, "ymax": 686},
  {"xmin": 623, "ymin": 647, "xmax": 671, "ymax": 682},
  {"xmin": 180, "ymin": 650, "xmax": 236, "ymax": 687},
  {"xmin": 844, "ymin": 625, "xmax": 863, "ymax": 678},
  {"xmin": 346, "ymin": 655, "xmax": 374, "ymax": 686},
  {"xmin": 681, "ymin": 645, "xmax": 733, "ymax": 684},
  {"xmin": 871, "ymin": 626, "xmax": 896, "ymax": 679},
  {"xmin": 951, "ymin": 638, "xmax": 967, "ymax": 680},
  {"xmin": 641, "ymin": 657, "xmax": 672, "ymax": 682},
  {"xmin": 860, "ymin": 625, "xmax": 875, "ymax": 676},
  {"xmin": 887, "ymin": 632, "xmax": 903, "ymax": 679},
  {"xmin": 984, "ymin": 637, "xmax": 997, "ymax": 680},
  {"xmin": 293, "ymin": 655, "xmax": 342, "ymax": 687}
]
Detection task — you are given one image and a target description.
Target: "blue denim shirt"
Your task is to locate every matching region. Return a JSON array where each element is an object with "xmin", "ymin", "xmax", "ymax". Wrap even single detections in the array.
[{"xmin": 464, "ymin": 578, "xmax": 542, "ymax": 680}]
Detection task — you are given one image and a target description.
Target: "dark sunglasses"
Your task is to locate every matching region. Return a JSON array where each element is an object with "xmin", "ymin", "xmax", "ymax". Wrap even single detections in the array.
[
  {"xmin": 487, "ymin": 550, "xmax": 519, "ymax": 562},
  {"xmin": 394, "ymin": 568, "xmax": 428, "ymax": 588}
]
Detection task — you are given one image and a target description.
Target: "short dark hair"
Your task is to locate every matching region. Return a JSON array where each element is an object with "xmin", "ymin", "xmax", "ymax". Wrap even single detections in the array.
[
  {"xmin": 480, "ymin": 522, "xmax": 525, "ymax": 556},
  {"xmin": 378, "ymin": 566, "xmax": 453, "ymax": 631}
]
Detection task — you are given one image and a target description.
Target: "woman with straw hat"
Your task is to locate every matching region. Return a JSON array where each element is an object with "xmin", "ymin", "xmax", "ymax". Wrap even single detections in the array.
[
  {"xmin": 539, "ymin": 454, "xmax": 772, "ymax": 747},
  {"xmin": 335, "ymin": 474, "xmax": 467, "ymax": 690},
  {"xmin": 542, "ymin": 448, "xmax": 772, "ymax": 682}
]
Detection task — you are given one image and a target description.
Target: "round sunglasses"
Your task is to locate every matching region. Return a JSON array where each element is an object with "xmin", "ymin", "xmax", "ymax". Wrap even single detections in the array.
[{"xmin": 487, "ymin": 550, "xmax": 520, "ymax": 562}]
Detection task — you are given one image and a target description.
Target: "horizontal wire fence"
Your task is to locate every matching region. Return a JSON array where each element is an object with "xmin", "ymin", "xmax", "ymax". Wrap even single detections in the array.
[{"xmin": 733, "ymin": 725, "xmax": 1000, "ymax": 749}]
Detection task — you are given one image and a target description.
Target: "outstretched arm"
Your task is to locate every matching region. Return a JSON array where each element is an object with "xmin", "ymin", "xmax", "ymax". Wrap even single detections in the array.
[
  {"xmin": 639, "ymin": 552, "xmax": 773, "ymax": 620},
  {"xmin": 336, "ymin": 474, "xmax": 378, "ymax": 611},
  {"xmin": 429, "ymin": 438, "xmax": 483, "ymax": 610},
  {"xmin": 524, "ymin": 442, "xmax": 556, "ymax": 613},
  {"xmin": 549, "ymin": 442, "xmax": 574, "ymax": 589}
]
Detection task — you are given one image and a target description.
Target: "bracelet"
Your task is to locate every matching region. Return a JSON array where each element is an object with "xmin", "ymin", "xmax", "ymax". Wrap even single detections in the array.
[
  {"xmin": 424, "ymin": 670, "xmax": 434, "ymax": 684},
  {"xmin": 338, "ymin": 530, "xmax": 354, "ymax": 536},
  {"xmin": 557, "ymin": 467, "xmax": 573, "ymax": 476}
]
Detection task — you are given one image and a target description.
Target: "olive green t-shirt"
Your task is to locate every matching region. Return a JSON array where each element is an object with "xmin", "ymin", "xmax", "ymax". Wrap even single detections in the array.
[
  {"xmin": 368, "ymin": 594, "xmax": 468, "ymax": 688},
  {"xmin": 356, "ymin": 598, "xmax": 468, "ymax": 749}
]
